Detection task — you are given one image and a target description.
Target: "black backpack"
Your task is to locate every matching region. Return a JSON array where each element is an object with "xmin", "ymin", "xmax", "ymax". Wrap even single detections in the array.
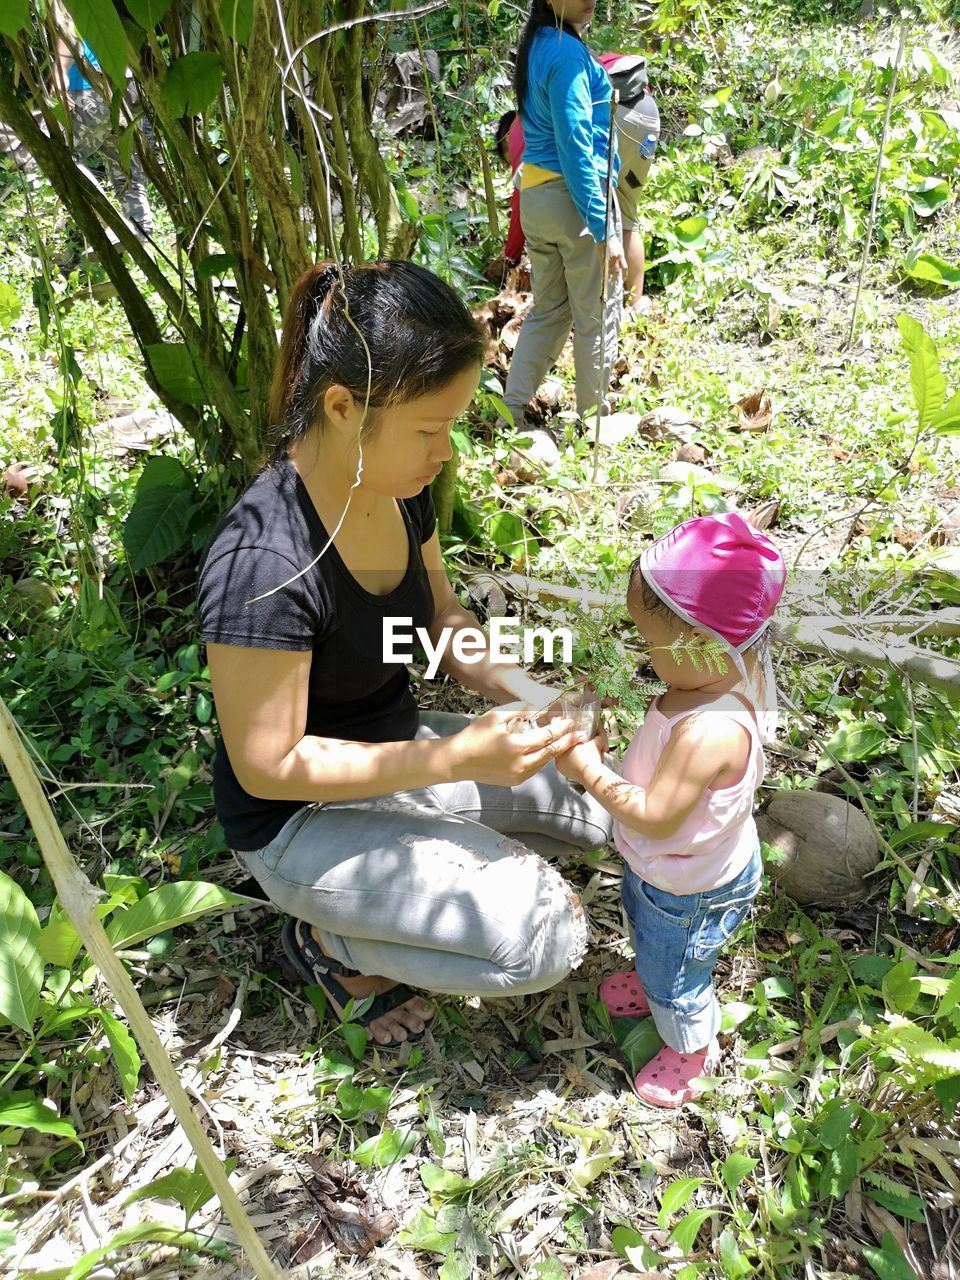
[{"xmin": 605, "ymin": 55, "xmax": 650, "ymax": 108}]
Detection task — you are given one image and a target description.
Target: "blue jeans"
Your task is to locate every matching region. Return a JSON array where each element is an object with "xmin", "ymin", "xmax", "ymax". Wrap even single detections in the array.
[{"xmin": 621, "ymin": 845, "xmax": 762, "ymax": 1053}]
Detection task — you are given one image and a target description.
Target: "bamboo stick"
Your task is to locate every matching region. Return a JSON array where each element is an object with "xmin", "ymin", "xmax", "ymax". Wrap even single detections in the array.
[{"xmin": 0, "ymin": 695, "xmax": 281, "ymax": 1280}]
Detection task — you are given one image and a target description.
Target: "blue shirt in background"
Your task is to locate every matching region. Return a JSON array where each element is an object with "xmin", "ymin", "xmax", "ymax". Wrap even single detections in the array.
[
  {"xmin": 67, "ymin": 41, "xmax": 99, "ymax": 93},
  {"xmin": 519, "ymin": 26, "xmax": 619, "ymax": 243}
]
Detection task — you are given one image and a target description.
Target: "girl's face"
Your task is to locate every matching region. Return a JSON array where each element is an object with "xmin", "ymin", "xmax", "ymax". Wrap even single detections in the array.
[
  {"xmin": 627, "ymin": 596, "xmax": 730, "ymax": 690},
  {"xmin": 546, "ymin": 0, "xmax": 596, "ymax": 29},
  {"xmin": 323, "ymin": 363, "xmax": 481, "ymax": 500}
]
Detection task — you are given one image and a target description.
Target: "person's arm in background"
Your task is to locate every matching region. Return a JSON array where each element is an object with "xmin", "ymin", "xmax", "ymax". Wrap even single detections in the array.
[{"xmin": 504, "ymin": 185, "xmax": 525, "ymax": 264}]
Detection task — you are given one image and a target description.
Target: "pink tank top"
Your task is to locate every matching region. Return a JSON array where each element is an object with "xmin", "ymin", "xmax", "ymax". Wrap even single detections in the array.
[{"xmin": 613, "ymin": 694, "xmax": 764, "ymax": 895}]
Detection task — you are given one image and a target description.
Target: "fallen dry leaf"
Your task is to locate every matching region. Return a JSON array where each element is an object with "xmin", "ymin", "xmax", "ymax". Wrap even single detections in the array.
[
  {"xmin": 577, "ymin": 1262, "xmax": 622, "ymax": 1280},
  {"xmin": 736, "ymin": 388, "xmax": 773, "ymax": 432},
  {"xmin": 746, "ymin": 499, "xmax": 780, "ymax": 530},
  {"xmin": 301, "ymin": 1154, "xmax": 396, "ymax": 1258},
  {"xmin": 674, "ymin": 442, "xmax": 706, "ymax": 464}
]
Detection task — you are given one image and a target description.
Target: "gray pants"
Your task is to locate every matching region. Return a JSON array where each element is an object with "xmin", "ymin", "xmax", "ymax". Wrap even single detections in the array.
[
  {"xmin": 503, "ymin": 180, "xmax": 622, "ymax": 422},
  {"xmin": 237, "ymin": 711, "xmax": 613, "ymax": 998},
  {"xmin": 70, "ymin": 89, "xmax": 153, "ymax": 235}
]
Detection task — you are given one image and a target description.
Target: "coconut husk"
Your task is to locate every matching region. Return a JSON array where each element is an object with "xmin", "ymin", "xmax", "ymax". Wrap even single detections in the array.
[{"xmin": 736, "ymin": 389, "xmax": 773, "ymax": 432}]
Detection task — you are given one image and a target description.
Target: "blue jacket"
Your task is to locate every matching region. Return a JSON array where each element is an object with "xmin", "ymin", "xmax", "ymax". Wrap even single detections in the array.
[
  {"xmin": 519, "ymin": 26, "xmax": 618, "ymax": 243},
  {"xmin": 67, "ymin": 41, "xmax": 99, "ymax": 93}
]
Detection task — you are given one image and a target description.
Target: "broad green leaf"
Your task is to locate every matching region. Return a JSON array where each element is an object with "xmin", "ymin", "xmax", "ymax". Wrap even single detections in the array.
[
  {"xmin": 897, "ymin": 314, "xmax": 946, "ymax": 429},
  {"xmin": 351, "ymin": 1127, "xmax": 416, "ymax": 1168},
  {"xmin": 487, "ymin": 510, "xmax": 525, "ymax": 557},
  {"xmin": 65, "ymin": 0, "xmax": 129, "ymax": 88},
  {"xmin": 105, "ymin": 882, "xmax": 248, "ymax": 951},
  {"xmin": 421, "ymin": 1163, "xmax": 476, "ymax": 1195},
  {"xmin": 658, "ymin": 1176, "xmax": 705, "ymax": 1229},
  {"xmin": 439, "ymin": 1251, "xmax": 473, "ymax": 1280},
  {"xmin": 888, "ymin": 820, "xmax": 952, "ymax": 850},
  {"xmin": 570, "ymin": 1146, "xmax": 622, "ymax": 1187},
  {"xmin": 931, "ymin": 391, "xmax": 960, "ymax": 435},
  {"xmin": 720, "ymin": 1153, "xmax": 758, "ymax": 1194},
  {"xmin": 122, "ymin": 486, "xmax": 196, "ymax": 571},
  {"xmin": 882, "ymin": 960, "xmax": 920, "ymax": 1015},
  {"xmin": 397, "ymin": 1207, "xmax": 458, "ymax": 1256},
  {"xmin": 719, "ymin": 1226, "xmax": 751, "ymax": 1278},
  {"xmin": 905, "ymin": 251, "xmax": 960, "ymax": 289},
  {"xmin": 165, "ymin": 52, "xmax": 223, "ymax": 118},
  {"xmin": 197, "ymin": 253, "xmax": 238, "ymax": 280},
  {"xmin": 341, "ymin": 1021, "xmax": 369, "ymax": 1060},
  {"xmin": 612, "ymin": 1225, "xmax": 646, "ymax": 1258},
  {"xmin": 136, "ymin": 457, "xmax": 195, "ymax": 495},
  {"xmin": 938, "ymin": 971, "xmax": 960, "ymax": 1021},
  {"xmin": 146, "ymin": 343, "xmax": 207, "ymax": 406},
  {"xmin": 125, "ymin": 0, "xmax": 173, "ymax": 27},
  {"xmin": 615, "ymin": 1014, "xmax": 662, "ymax": 1075},
  {"xmin": 0, "ymin": 1090, "xmax": 81, "ymax": 1145},
  {"xmin": 817, "ymin": 1136, "xmax": 859, "ymax": 1200},
  {"xmin": 864, "ymin": 1186, "xmax": 927, "ymax": 1223},
  {"xmin": 0, "ymin": 280, "xmax": 22, "ymax": 327},
  {"xmin": 335, "ymin": 1080, "xmax": 365, "ymax": 1120},
  {"xmin": 98, "ymin": 1010, "xmax": 140, "ymax": 1103},
  {"xmin": 220, "ymin": 0, "xmax": 254, "ymax": 44},
  {"xmin": 0, "ymin": 0, "xmax": 29, "ymax": 36},
  {"xmin": 531, "ymin": 1261, "xmax": 565, "ymax": 1280},
  {"xmin": 64, "ymin": 1222, "xmax": 227, "ymax": 1280},
  {"xmin": 676, "ymin": 214, "xmax": 709, "ymax": 245},
  {"xmin": 818, "ymin": 719, "xmax": 889, "ymax": 768},
  {"xmin": 123, "ymin": 1157, "xmax": 234, "ymax": 1222},
  {"xmin": 0, "ymin": 869, "xmax": 42, "ymax": 1032},
  {"xmin": 818, "ymin": 1104, "xmax": 853, "ymax": 1150},
  {"xmin": 669, "ymin": 1206, "xmax": 716, "ymax": 1254},
  {"xmin": 863, "ymin": 1231, "xmax": 918, "ymax": 1280}
]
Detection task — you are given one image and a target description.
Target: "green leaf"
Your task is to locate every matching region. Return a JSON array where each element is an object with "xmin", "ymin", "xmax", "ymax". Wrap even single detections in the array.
[
  {"xmin": 98, "ymin": 1010, "xmax": 140, "ymax": 1103},
  {"xmin": 123, "ymin": 1157, "xmax": 234, "ymax": 1222},
  {"xmin": 0, "ymin": 869, "xmax": 42, "ymax": 1032},
  {"xmin": 888, "ymin": 820, "xmax": 953, "ymax": 851},
  {"xmin": 421, "ymin": 1163, "xmax": 476, "ymax": 1196},
  {"xmin": 669, "ymin": 1206, "xmax": 716, "ymax": 1254},
  {"xmin": 818, "ymin": 718, "xmax": 889, "ymax": 768},
  {"xmin": 615, "ymin": 1015, "xmax": 663, "ymax": 1075},
  {"xmin": 105, "ymin": 882, "xmax": 249, "ymax": 951},
  {"xmin": 0, "ymin": 0, "xmax": 29, "ymax": 37},
  {"xmin": 818, "ymin": 1136, "xmax": 860, "ymax": 1200},
  {"xmin": 0, "ymin": 280, "xmax": 22, "ymax": 328},
  {"xmin": 897, "ymin": 314, "xmax": 946, "ymax": 429},
  {"xmin": 350, "ymin": 1127, "xmax": 416, "ymax": 1168},
  {"xmin": 341, "ymin": 1021, "xmax": 369, "ymax": 1060},
  {"xmin": 146, "ymin": 343, "xmax": 207, "ymax": 406},
  {"xmin": 532, "ymin": 1262, "xmax": 566, "ymax": 1280},
  {"xmin": 931, "ymin": 391, "xmax": 960, "ymax": 435},
  {"xmin": 658, "ymin": 1177, "xmax": 706, "ymax": 1229},
  {"xmin": 863, "ymin": 1231, "xmax": 918, "ymax": 1280},
  {"xmin": 487, "ymin": 510, "xmax": 525, "ymax": 557},
  {"xmin": 905, "ymin": 251, "xmax": 960, "ymax": 289},
  {"xmin": 612, "ymin": 1225, "xmax": 646, "ymax": 1257},
  {"xmin": 122, "ymin": 485, "xmax": 196, "ymax": 570},
  {"xmin": 676, "ymin": 214, "xmax": 709, "ymax": 245},
  {"xmin": 136, "ymin": 456, "xmax": 195, "ymax": 495},
  {"xmin": 125, "ymin": 0, "xmax": 173, "ymax": 27},
  {"xmin": 883, "ymin": 960, "xmax": 920, "ymax": 1015},
  {"xmin": 197, "ymin": 253, "xmax": 238, "ymax": 281},
  {"xmin": 165, "ymin": 52, "xmax": 223, "ymax": 117},
  {"xmin": 864, "ymin": 1186, "xmax": 927, "ymax": 1223},
  {"xmin": 719, "ymin": 1226, "xmax": 751, "ymax": 1278},
  {"xmin": 818, "ymin": 1104, "xmax": 853, "ymax": 1150},
  {"xmin": 0, "ymin": 1090, "xmax": 81, "ymax": 1145},
  {"xmin": 720, "ymin": 1153, "xmax": 758, "ymax": 1194},
  {"xmin": 65, "ymin": 0, "xmax": 129, "ymax": 89},
  {"xmin": 220, "ymin": 0, "xmax": 254, "ymax": 44},
  {"xmin": 397, "ymin": 1207, "xmax": 458, "ymax": 1256},
  {"xmin": 63, "ymin": 1222, "xmax": 227, "ymax": 1280}
]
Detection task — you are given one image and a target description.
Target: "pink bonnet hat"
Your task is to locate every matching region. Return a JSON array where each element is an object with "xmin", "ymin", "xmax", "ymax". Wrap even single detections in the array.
[{"xmin": 638, "ymin": 512, "xmax": 786, "ymax": 655}]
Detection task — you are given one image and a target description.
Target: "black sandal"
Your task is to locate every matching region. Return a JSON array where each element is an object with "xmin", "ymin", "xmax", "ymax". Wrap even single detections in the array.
[{"xmin": 280, "ymin": 919, "xmax": 431, "ymax": 1048}]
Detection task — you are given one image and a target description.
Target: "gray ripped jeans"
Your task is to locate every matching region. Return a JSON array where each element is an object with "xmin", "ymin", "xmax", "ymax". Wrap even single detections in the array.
[{"xmin": 237, "ymin": 711, "xmax": 612, "ymax": 997}]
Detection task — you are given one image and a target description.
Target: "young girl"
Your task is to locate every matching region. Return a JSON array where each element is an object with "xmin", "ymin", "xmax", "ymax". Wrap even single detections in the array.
[{"xmin": 556, "ymin": 513, "xmax": 786, "ymax": 1106}]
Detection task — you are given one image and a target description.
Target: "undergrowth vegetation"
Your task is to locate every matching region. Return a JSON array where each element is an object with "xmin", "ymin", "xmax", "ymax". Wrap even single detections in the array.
[{"xmin": 1, "ymin": 0, "xmax": 960, "ymax": 1277}]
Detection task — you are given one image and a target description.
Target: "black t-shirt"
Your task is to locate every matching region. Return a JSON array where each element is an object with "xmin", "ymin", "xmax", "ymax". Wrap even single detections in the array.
[{"xmin": 197, "ymin": 456, "xmax": 437, "ymax": 850}]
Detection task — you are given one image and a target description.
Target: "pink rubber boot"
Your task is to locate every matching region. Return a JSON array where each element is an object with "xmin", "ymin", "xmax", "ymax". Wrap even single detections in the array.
[
  {"xmin": 632, "ymin": 1040, "xmax": 720, "ymax": 1108},
  {"xmin": 598, "ymin": 969, "xmax": 651, "ymax": 1018}
]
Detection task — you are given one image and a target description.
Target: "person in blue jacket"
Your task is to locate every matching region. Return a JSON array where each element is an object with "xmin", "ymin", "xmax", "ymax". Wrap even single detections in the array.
[{"xmin": 502, "ymin": 0, "xmax": 625, "ymax": 431}]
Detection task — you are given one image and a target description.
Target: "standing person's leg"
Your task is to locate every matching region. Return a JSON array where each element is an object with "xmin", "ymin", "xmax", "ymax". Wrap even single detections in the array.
[
  {"xmin": 616, "ymin": 98, "xmax": 658, "ymax": 306},
  {"xmin": 70, "ymin": 89, "xmax": 152, "ymax": 237},
  {"xmin": 503, "ymin": 182, "xmax": 575, "ymax": 428},
  {"xmin": 559, "ymin": 192, "xmax": 622, "ymax": 421}
]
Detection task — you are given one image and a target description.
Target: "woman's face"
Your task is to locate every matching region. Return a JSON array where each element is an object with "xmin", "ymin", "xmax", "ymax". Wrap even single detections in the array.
[
  {"xmin": 545, "ymin": 0, "xmax": 596, "ymax": 28},
  {"xmin": 341, "ymin": 363, "xmax": 481, "ymax": 500}
]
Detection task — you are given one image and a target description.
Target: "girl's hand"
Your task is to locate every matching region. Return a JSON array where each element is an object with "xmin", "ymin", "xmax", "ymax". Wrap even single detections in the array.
[
  {"xmin": 450, "ymin": 707, "xmax": 586, "ymax": 787},
  {"xmin": 555, "ymin": 729, "xmax": 608, "ymax": 783}
]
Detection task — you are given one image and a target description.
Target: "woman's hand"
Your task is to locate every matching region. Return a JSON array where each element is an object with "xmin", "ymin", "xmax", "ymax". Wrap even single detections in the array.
[
  {"xmin": 555, "ymin": 729, "xmax": 608, "ymax": 784},
  {"xmin": 602, "ymin": 234, "xmax": 627, "ymax": 277},
  {"xmin": 449, "ymin": 707, "xmax": 586, "ymax": 787}
]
